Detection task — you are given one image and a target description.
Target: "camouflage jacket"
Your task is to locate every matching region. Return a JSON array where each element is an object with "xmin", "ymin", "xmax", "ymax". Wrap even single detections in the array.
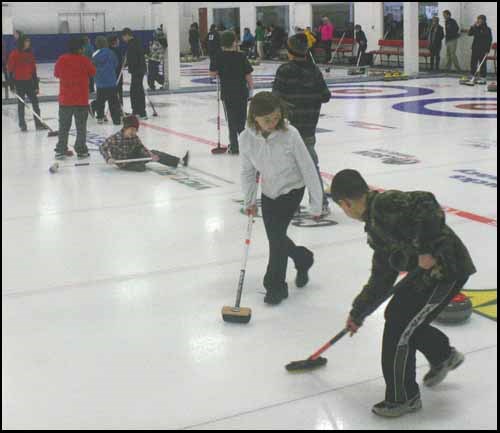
[{"xmin": 350, "ymin": 190, "xmax": 477, "ymax": 324}]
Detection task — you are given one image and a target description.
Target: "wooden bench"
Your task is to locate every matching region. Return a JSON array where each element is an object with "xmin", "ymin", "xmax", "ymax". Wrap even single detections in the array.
[
  {"xmin": 331, "ymin": 37, "xmax": 354, "ymax": 63},
  {"xmin": 370, "ymin": 39, "xmax": 403, "ymax": 66},
  {"xmin": 487, "ymin": 42, "xmax": 497, "ymax": 73}
]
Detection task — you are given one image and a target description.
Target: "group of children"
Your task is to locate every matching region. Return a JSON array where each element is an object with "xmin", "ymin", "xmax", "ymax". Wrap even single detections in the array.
[{"xmin": 7, "ymin": 26, "xmax": 479, "ymax": 419}]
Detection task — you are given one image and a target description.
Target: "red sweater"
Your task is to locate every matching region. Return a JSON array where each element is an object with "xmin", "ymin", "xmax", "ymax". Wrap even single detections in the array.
[
  {"xmin": 7, "ymin": 49, "xmax": 37, "ymax": 80},
  {"xmin": 54, "ymin": 53, "xmax": 96, "ymax": 106}
]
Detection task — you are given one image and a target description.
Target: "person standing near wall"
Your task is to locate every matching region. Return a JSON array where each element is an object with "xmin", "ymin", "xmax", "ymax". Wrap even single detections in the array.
[
  {"xmin": 53, "ymin": 37, "xmax": 96, "ymax": 159},
  {"xmin": 354, "ymin": 24, "xmax": 368, "ymax": 65},
  {"xmin": 428, "ymin": 17, "xmax": 445, "ymax": 71},
  {"xmin": 468, "ymin": 15, "xmax": 493, "ymax": 78},
  {"xmin": 121, "ymin": 28, "xmax": 147, "ymax": 120},
  {"xmin": 189, "ymin": 23, "xmax": 201, "ymax": 59},
  {"xmin": 443, "ymin": 10, "xmax": 461, "ymax": 72},
  {"xmin": 319, "ymin": 16, "xmax": 334, "ymax": 64},
  {"xmin": 255, "ymin": 21, "xmax": 265, "ymax": 60},
  {"xmin": 147, "ymin": 35, "xmax": 166, "ymax": 90},
  {"xmin": 7, "ymin": 35, "xmax": 46, "ymax": 132}
]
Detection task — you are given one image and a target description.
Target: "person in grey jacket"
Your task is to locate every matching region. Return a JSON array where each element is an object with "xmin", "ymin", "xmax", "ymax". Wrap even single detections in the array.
[{"xmin": 240, "ymin": 92, "xmax": 323, "ymax": 306}]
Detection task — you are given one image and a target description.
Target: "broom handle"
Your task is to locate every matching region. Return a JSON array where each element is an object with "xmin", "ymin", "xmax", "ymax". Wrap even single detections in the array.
[
  {"xmin": 235, "ymin": 214, "xmax": 254, "ymax": 308},
  {"xmin": 309, "ymin": 328, "xmax": 349, "ymax": 360},
  {"xmin": 217, "ymin": 76, "xmax": 221, "ymax": 147},
  {"xmin": 60, "ymin": 157, "xmax": 152, "ymax": 168},
  {"xmin": 14, "ymin": 93, "xmax": 54, "ymax": 131},
  {"xmin": 308, "ymin": 269, "xmax": 422, "ymax": 361},
  {"xmin": 472, "ymin": 53, "xmax": 489, "ymax": 78}
]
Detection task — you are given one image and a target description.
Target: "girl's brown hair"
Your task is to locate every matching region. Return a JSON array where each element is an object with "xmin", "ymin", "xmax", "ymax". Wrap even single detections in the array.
[{"xmin": 247, "ymin": 91, "xmax": 289, "ymax": 132}]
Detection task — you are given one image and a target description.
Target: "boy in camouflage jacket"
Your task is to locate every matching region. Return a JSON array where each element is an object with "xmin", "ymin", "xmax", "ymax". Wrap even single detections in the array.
[{"xmin": 330, "ymin": 169, "xmax": 476, "ymax": 418}]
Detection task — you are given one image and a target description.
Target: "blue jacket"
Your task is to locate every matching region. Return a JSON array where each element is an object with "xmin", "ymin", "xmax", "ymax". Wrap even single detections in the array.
[{"xmin": 92, "ymin": 48, "xmax": 118, "ymax": 89}]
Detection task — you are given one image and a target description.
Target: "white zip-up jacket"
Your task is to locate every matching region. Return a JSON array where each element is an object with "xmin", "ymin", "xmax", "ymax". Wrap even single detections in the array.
[{"xmin": 240, "ymin": 123, "xmax": 324, "ymax": 216}]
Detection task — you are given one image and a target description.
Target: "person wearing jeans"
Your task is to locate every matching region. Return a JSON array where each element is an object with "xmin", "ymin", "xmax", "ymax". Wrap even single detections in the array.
[{"xmin": 53, "ymin": 37, "xmax": 96, "ymax": 159}]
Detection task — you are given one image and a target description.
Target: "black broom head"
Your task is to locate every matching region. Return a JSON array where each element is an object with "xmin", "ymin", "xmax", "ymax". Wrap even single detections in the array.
[{"xmin": 285, "ymin": 356, "xmax": 328, "ymax": 372}]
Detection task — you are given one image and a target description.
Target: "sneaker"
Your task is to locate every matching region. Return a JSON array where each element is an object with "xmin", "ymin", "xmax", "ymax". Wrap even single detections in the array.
[
  {"xmin": 97, "ymin": 118, "xmax": 104, "ymax": 125},
  {"xmin": 296, "ymin": 248, "xmax": 314, "ymax": 288},
  {"xmin": 182, "ymin": 151, "xmax": 190, "ymax": 167},
  {"xmin": 55, "ymin": 152, "xmax": 66, "ymax": 160},
  {"xmin": 372, "ymin": 394, "xmax": 422, "ymax": 418},
  {"xmin": 35, "ymin": 123, "xmax": 49, "ymax": 130},
  {"xmin": 423, "ymin": 348, "xmax": 465, "ymax": 388},
  {"xmin": 77, "ymin": 152, "xmax": 90, "ymax": 159},
  {"xmin": 228, "ymin": 147, "xmax": 239, "ymax": 155},
  {"xmin": 20, "ymin": 124, "xmax": 28, "ymax": 132}
]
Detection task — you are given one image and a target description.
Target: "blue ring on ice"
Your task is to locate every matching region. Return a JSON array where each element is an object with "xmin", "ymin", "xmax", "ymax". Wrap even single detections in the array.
[
  {"xmin": 328, "ymin": 84, "xmax": 434, "ymax": 99},
  {"xmin": 393, "ymin": 97, "xmax": 497, "ymax": 118}
]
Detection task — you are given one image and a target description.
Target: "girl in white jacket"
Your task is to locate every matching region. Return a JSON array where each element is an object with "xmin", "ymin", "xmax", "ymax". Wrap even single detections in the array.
[{"xmin": 240, "ymin": 92, "xmax": 324, "ymax": 305}]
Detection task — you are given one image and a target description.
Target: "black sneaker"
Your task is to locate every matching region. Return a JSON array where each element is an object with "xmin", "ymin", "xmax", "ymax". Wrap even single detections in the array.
[
  {"xmin": 77, "ymin": 152, "xmax": 90, "ymax": 159},
  {"xmin": 296, "ymin": 247, "xmax": 314, "ymax": 288},
  {"xmin": 372, "ymin": 394, "xmax": 422, "ymax": 418},
  {"xmin": 423, "ymin": 348, "xmax": 465, "ymax": 387},
  {"xmin": 20, "ymin": 124, "xmax": 28, "ymax": 132},
  {"xmin": 264, "ymin": 291, "xmax": 283, "ymax": 305},
  {"xmin": 182, "ymin": 151, "xmax": 190, "ymax": 167}
]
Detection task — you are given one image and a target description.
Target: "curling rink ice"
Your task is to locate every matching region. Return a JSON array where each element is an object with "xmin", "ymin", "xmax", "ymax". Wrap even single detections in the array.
[{"xmin": 2, "ymin": 75, "xmax": 497, "ymax": 429}]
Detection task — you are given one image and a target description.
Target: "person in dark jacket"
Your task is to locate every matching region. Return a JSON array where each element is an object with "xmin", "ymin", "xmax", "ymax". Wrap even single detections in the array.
[
  {"xmin": 330, "ymin": 169, "xmax": 476, "ymax": 418},
  {"xmin": 468, "ymin": 15, "xmax": 493, "ymax": 78},
  {"xmin": 90, "ymin": 36, "xmax": 120, "ymax": 125},
  {"xmin": 108, "ymin": 34, "xmax": 124, "ymax": 110},
  {"xmin": 147, "ymin": 35, "xmax": 165, "ymax": 90},
  {"xmin": 7, "ymin": 35, "xmax": 47, "ymax": 131},
  {"xmin": 272, "ymin": 33, "xmax": 331, "ymax": 214},
  {"xmin": 82, "ymin": 36, "xmax": 95, "ymax": 93},
  {"xmin": 121, "ymin": 28, "xmax": 147, "ymax": 119},
  {"xmin": 206, "ymin": 24, "xmax": 221, "ymax": 75},
  {"xmin": 209, "ymin": 31, "xmax": 254, "ymax": 154},
  {"xmin": 189, "ymin": 23, "xmax": 201, "ymax": 59},
  {"xmin": 442, "ymin": 10, "xmax": 461, "ymax": 71},
  {"xmin": 53, "ymin": 37, "xmax": 96, "ymax": 159},
  {"xmin": 428, "ymin": 16, "xmax": 445, "ymax": 71},
  {"xmin": 354, "ymin": 24, "xmax": 368, "ymax": 65}
]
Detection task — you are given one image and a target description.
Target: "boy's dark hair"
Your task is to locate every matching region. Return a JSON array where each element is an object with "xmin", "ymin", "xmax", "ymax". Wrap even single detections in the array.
[
  {"xmin": 221, "ymin": 30, "xmax": 236, "ymax": 48},
  {"xmin": 443, "ymin": 10, "xmax": 451, "ymax": 16},
  {"xmin": 121, "ymin": 27, "xmax": 133, "ymax": 37},
  {"xmin": 210, "ymin": 24, "xmax": 217, "ymax": 32},
  {"xmin": 354, "ymin": 24, "xmax": 362, "ymax": 30},
  {"xmin": 108, "ymin": 34, "xmax": 119, "ymax": 46},
  {"xmin": 330, "ymin": 169, "xmax": 370, "ymax": 204},
  {"xmin": 17, "ymin": 34, "xmax": 30, "ymax": 51},
  {"xmin": 247, "ymin": 92, "xmax": 288, "ymax": 132},
  {"xmin": 95, "ymin": 35, "xmax": 108, "ymax": 49},
  {"xmin": 257, "ymin": 20, "xmax": 262, "ymax": 27},
  {"xmin": 68, "ymin": 37, "xmax": 84, "ymax": 54}
]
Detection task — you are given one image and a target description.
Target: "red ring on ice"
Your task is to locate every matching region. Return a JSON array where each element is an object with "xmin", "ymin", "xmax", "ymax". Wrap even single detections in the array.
[
  {"xmin": 455, "ymin": 103, "xmax": 497, "ymax": 111},
  {"xmin": 332, "ymin": 89, "xmax": 383, "ymax": 95}
]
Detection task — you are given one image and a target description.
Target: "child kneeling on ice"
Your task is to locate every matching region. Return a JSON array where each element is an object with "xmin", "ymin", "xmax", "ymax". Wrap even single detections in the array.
[
  {"xmin": 100, "ymin": 115, "xmax": 189, "ymax": 171},
  {"xmin": 240, "ymin": 92, "xmax": 323, "ymax": 305}
]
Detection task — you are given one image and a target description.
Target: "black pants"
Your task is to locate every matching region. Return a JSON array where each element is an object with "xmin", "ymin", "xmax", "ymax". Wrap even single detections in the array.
[
  {"xmin": 15, "ymin": 80, "xmax": 43, "ymax": 128},
  {"xmin": 430, "ymin": 46, "xmax": 441, "ymax": 70},
  {"xmin": 130, "ymin": 73, "xmax": 146, "ymax": 117},
  {"xmin": 120, "ymin": 149, "xmax": 180, "ymax": 172},
  {"xmin": 208, "ymin": 52, "xmax": 218, "ymax": 71},
  {"xmin": 222, "ymin": 94, "xmax": 248, "ymax": 151},
  {"xmin": 356, "ymin": 45, "xmax": 367, "ymax": 65},
  {"xmin": 322, "ymin": 40, "xmax": 333, "ymax": 63},
  {"xmin": 55, "ymin": 106, "xmax": 89, "ymax": 154},
  {"xmin": 382, "ymin": 274, "xmax": 468, "ymax": 403},
  {"xmin": 261, "ymin": 188, "xmax": 311, "ymax": 292},
  {"xmin": 190, "ymin": 42, "xmax": 201, "ymax": 58},
  {"xmin": 91, "ymin": 87, "xmax": 121, "ymax": 124},
  {"xmin": 471, "ymin": 50, "xmax": 488, "ymax": 77},
  {"xmin": 116, "ymin": 76, "xmax": 124, "ymax": 108},
  {"xmin": 147, "ymin": 61, "xmax": 164, "ymax": 90},
  {"xmin": 89, "ymin": 76, "xmax": 95, "ymax": 94}
]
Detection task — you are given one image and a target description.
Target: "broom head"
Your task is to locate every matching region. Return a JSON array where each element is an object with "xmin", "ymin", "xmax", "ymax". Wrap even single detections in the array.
[
  {"xmin": 222, "ymin": 306, "xmax": 252, "ymax": 324},
  {"xmin": 285, "ymin": 356, "xmax": 328, "ymax": 372}
]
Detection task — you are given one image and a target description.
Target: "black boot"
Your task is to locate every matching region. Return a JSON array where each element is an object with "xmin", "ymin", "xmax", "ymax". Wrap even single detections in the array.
[{"xmin": 182, "ymin": 151, "xmax": 190, "ymax": 167}]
